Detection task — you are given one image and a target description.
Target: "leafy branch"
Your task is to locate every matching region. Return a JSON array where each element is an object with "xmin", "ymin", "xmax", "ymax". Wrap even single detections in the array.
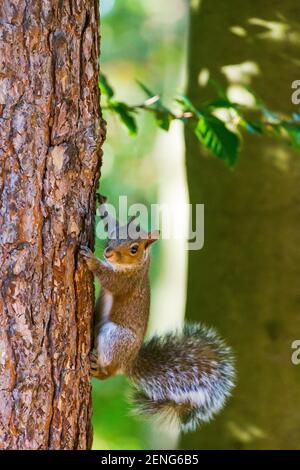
[{"xmin": 99, "ymin": 74, "xmax": 300, "ymax": 167}]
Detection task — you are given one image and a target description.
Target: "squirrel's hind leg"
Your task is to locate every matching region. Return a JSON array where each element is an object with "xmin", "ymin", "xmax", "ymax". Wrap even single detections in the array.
[
  {"xmin": 89, "ymin": 351, "xmax": 110, "ymax": 380},
  {"xmin": 93, "ymin": 321, "xmax": 137, "ymax": 380},
  {"xmin": 89, "ymin": 349, "xmax": 122, "ymax": 379}
]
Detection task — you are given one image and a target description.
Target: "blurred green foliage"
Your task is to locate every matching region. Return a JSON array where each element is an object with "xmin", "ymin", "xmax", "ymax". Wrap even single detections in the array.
[
  {"xmin": 92, "ymin": 377, "xmax": 149, "ymax": 450},
  {"xmin": 100, "ymin": 72, "xmax": 300, "ymax": 167}
]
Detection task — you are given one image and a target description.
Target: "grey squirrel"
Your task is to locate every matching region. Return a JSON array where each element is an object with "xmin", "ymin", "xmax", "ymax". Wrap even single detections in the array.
[{"xmin": 80, "ymin": 195, "xmax": 235, "ymax": 432}]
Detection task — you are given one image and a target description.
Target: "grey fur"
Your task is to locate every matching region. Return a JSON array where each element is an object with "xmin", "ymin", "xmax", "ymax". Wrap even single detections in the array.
[{"xmin": 128, "ymin": 323, "xmax": 235, "ymax": 432}]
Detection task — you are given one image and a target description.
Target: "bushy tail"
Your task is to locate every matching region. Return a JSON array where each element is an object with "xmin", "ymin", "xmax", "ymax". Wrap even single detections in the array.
[{"xmin": 127, "ymin": 323, "xmax": 235, "ymax": 432}]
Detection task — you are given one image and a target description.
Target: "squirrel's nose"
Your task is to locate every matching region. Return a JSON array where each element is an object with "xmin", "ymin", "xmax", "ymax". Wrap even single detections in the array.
[{"xmin": 104, "ymin": 247, "xmax": 113, "ymax": 258}]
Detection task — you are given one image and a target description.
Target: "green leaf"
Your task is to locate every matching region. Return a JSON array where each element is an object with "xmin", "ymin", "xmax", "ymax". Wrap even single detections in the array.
[
  {"xmin": 153, "ymin": 110, "xmax": 172, "ymax": 131},
  {"xmin": 239, "ymin": 118, "xmax": 264, "ymax": 135},
  {"xmin": 244, "ymin": 85, "xmax": 265, "ymax": 107},
  {"xmin": 110, "ymin": 102, "xmax": 138, "ymax": 135},
  {"xmin": 176, "ymin": 96, "xmax": 199, "ymax": 116},
  {"xmin": 137, "ymin": 80, "xmax": 173, "ymax": 130},
  {"xmin": 202, "ymin": 98, "xmax": 238, "ymax": 110},
  {"xmin": 195, "ymin": 114, "xmax": 239, "ymax": 166},
  {"xmin": 261, "ymin": 107, "xmax": 280, "ymax": 123},
  {"xmin": 136, "ymin": 80, "xmax": 157, "ymax": 99},
  {"xmin": 281, "ymin": 121, "xmax": 300, "ymax": 150},
  {"xmin": 208, "ymin": 79, "xmax": 228, "ymax": 100},
  {"xmin": 99, "ymin": 74, "xmax": 114, "ymax": 99}
]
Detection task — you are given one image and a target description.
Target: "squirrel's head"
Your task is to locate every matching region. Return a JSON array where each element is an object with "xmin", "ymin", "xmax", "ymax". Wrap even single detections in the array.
[{"xmin": 104, "ymin": 227, "xmax": 160, "ymax": 268}]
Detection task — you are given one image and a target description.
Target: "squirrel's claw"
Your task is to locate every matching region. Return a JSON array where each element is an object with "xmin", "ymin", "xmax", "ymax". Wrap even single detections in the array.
[
  {"xmin": 89, "ymin": 351, "xmax": 109, "ymax": 380},
  {"xmin": 80, "ymin": 246, "xmax": 100, "ymax": 273},
  {"xmin": 79, "ymin": 245, "xmax": 93, "ymax": 258},
  {"xmin": 90, "ymin": 351, "xmax": 99, "ymax": 374}
]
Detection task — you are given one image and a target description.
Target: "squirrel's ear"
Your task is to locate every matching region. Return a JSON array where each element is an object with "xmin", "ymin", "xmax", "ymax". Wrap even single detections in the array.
[
  {"xmin": 146, "ymin": 230, "xmax": 160, "ymax": 247},
  {"xmin": 96, "ymin": 193, "xmax": 108, "ymax": 205}
]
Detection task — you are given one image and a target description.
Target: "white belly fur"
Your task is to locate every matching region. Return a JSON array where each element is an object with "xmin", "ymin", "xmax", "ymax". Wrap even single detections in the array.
[{"xmin": 102, "ymin": 290, "xmax": 113, "ymax": 322}]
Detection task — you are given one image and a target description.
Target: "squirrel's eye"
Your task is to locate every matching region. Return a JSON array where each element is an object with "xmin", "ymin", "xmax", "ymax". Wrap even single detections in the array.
[{"xmin": 130, "ymin": 244, "xmax": 139, "ymax": 254}]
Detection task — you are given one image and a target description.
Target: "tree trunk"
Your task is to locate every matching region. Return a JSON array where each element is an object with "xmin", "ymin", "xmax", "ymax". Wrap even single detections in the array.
[
  {"xmin": 0, "ymin": 0, "xmax": 104, "ymax": 449},
  {"xmin": 181, "ymin": 0, "xmax": 300, "ymax": 450}
]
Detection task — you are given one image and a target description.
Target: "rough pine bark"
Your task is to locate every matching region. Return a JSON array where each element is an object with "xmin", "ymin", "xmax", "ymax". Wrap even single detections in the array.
[{"xmin": 0, "ymin": 0, "xmax": 104, "ymax": 449}]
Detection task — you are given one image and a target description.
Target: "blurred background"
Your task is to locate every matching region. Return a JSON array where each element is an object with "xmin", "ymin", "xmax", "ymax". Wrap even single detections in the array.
[{"xmin": 93, "ymin": 0, "xmax": 300, "ymax": 450}]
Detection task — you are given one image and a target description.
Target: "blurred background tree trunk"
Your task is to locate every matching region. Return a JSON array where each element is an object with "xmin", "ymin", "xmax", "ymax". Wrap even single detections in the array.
[
  {"xmin": 0, "ymin": 0, "xmax": 103, "ymax": 449},
  {"xmin": 181, "ymin": 0, "xmax": 300, "ymax": 450}
]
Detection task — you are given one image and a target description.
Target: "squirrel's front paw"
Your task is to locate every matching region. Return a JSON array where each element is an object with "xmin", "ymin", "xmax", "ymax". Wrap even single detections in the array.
[
  {"xmin": 80, "ymin": 246, "xmax": 100, "ymax": 273},
  {"xmin": 80, "ymin": 245, "xmax": 94, "ymax": 258}
]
